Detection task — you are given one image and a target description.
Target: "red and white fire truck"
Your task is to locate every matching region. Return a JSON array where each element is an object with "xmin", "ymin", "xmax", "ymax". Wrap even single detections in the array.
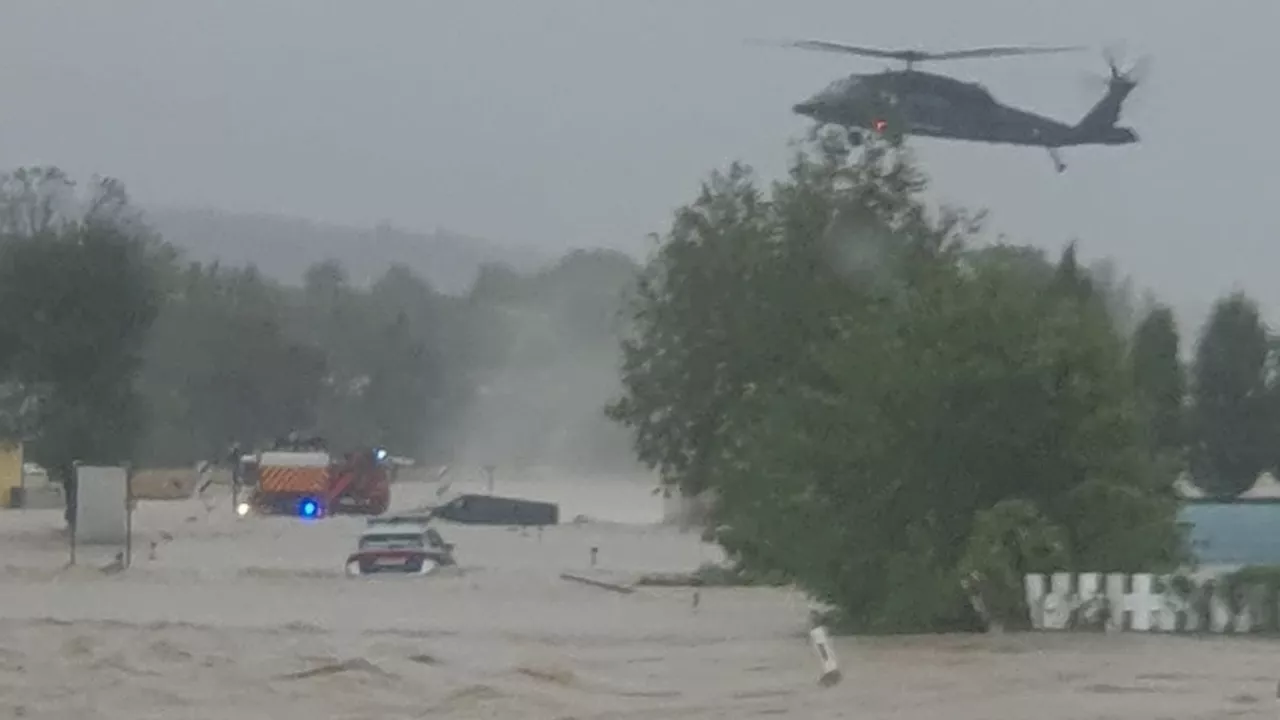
[{"xmin": 236, "ymin": 436, "xmax": 392, "ymax": 518}]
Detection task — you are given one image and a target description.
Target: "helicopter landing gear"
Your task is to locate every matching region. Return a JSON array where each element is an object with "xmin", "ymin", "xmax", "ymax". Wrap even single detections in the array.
[{"xmin": 1047, "ymin": 147, "xmax": 1066, "ymax": 173}]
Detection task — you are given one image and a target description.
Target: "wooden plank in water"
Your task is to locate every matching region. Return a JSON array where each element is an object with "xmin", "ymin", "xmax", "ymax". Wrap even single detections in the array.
[{"xmin": 559, "ymin": 572, "xmax": 635, "ymax": 594}]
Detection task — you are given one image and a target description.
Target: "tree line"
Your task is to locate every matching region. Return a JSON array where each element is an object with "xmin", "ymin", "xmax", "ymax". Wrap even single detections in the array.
[
  {"xmin": 0, "ymin": 166, "xmax": 639, "ymax": 482},
  {"xmin": 605, "ymin": 132, "xmax": 1257, "ymax": 631},
  {"xmin": 1115, "ymin": 270, "xmax": 1280, "ymax": 501}
]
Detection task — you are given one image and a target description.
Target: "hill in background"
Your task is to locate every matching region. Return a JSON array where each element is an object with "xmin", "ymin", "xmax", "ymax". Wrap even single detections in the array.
[{"xmin": 147, "ymin": 206, "xmax": 554, "ymax": 293}]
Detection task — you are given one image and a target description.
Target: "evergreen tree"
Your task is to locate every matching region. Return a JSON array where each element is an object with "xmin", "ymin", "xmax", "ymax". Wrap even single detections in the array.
[
  {"xmin": 1189, "ymin": 292, "xmax": 1271, "ymax": 497},
  {"xmin": 1130, "ymin": 305, "xmax": 1186, "ymax": 463}
]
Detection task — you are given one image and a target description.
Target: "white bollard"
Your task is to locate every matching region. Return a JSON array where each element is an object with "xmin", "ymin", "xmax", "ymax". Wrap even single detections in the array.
[{"xmin": 809, "ymin": 626, "xmax": 842, "ymax": 687}]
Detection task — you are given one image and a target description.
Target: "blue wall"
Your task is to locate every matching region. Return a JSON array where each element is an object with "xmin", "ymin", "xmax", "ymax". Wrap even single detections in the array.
[{"xmin": 1179, "ymin": 502, "xmax": 1280, "ymax": 566}]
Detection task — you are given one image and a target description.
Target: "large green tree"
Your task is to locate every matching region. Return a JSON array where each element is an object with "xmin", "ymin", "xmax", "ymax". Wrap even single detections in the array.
[
  {"xmin": 1129, "ymin": 304, "xmax": 1186, "ymax": 465},
  {"xmin": 281, "ymin": 260, "xmax": 461, "ymax": 459},
  {"xmin": 136, "ymin": 263, "xmax": 327, "ymax": 465},
  {"xmin": 0, "ymin": 168, "xmax": 164, "ymax": 523},
  {"xmin": 609, "ymin": 135, "xmax": 1182, "ymax": 631},
  {"xmin": 360, "ymin": 267, "xmax": 445, "ymax": 457},
  {"xmin": 1189, "ymin": 292, "xmax": 1272, "ymax": 497}
]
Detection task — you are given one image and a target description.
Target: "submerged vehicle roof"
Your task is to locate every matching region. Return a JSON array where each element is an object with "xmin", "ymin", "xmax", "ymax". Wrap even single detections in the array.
[
  {"xmin": 368, "ymin": 512, "xmax": 435, "ymax": 526},
  {"xmin": 360, "ymin": 524, "xmax": 430, "ymax": 539},
  {"xmin": 447, "ymin": 493, "xmax": 557, "ymax": 506}
]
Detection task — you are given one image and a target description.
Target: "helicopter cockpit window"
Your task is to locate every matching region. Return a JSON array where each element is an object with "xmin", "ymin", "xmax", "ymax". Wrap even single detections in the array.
[{"xmin": 821, "ymin": 76, "xmax": 862, "ymax": 98}]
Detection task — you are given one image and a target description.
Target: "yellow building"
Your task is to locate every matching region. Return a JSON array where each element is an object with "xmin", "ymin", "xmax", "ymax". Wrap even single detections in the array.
[{"xmin": 0, "ymin": 442, "xmax": 22, "ymax": 506}]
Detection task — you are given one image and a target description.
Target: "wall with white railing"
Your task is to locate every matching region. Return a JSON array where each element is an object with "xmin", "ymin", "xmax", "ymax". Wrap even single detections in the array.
[{"xmin": 1023, "ymin": 572, "xmax": 1280, "ymax": 633}]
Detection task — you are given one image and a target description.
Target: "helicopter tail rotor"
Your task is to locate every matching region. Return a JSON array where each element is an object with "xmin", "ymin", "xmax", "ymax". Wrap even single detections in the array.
[
  {"xmin": 1098, "ymin": 43, "xmax": 1150, "ymax": 88},
  {"xmin": 1071, "ymin": 44, "xmax": 1148, "ymax": 141},
  {"xmin": 1081, "ymin": 45, "xmax": 1149, "ymax": 109}
]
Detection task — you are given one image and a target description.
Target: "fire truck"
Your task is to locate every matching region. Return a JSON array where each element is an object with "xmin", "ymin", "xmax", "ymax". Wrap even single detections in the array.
[{"xmin": 236, "ymin": 435, "xmax": 392, "ymax": 518}]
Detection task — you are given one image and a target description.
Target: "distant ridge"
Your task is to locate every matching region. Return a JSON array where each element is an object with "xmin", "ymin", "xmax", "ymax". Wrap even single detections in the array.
[{"xmin": 147, "ymin": 206, "xmax": 553, "ymax": 294}]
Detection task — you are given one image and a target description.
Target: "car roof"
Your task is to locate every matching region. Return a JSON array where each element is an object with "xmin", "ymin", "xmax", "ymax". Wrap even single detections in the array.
[{"xmin": 360, "ymin": 525, "xmax": 429, "ymax": 539}]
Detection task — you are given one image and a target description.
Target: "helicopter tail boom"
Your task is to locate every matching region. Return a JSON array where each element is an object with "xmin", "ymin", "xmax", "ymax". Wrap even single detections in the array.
[{"xmin": 1067, "ymin": 53, "xmax": 1142, "ymax": 144}]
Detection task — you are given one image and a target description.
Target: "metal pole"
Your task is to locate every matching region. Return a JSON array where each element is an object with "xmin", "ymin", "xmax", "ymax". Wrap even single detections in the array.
[
  {"xmin": 483, "ymin": 465, "xmax": 495, "ymax": 495},
  {"xmin": 124, "ymin": 464, "xmax": 133, "ymax": 569},
  {"xmin": 68, "ymin": 461, "xmax": 79, "ymax": 566}
]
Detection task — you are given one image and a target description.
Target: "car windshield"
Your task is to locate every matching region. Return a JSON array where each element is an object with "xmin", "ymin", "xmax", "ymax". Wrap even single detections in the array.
[{"xmin": 359, "ymin": 533, "xmax": 424, "ymax": 550}]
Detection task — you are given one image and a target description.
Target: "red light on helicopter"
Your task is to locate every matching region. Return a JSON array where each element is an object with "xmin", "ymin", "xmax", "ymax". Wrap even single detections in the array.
[{"xmin": 872, "ymin": 119, "xmax": 887, "ymax": 132}]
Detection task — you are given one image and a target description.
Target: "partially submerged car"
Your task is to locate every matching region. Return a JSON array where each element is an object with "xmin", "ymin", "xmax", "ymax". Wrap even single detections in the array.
[
  {"xmin": 429, "ymin": 493, "xmax": 559, "ymax": 526},
  {"xmin": 345, "ymin": 520, "xmax": 456, "ymax": 576}
]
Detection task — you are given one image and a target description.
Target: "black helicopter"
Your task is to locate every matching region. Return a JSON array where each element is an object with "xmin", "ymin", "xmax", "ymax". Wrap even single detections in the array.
[{"xmin": 778, "ymin": 40, "xmax": 1143, "ymax": 172}]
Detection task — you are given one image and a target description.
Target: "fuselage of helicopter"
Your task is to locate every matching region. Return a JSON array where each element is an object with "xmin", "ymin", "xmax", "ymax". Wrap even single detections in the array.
[{"xmin": 793, "ymin": 68, "xmax": 1135, "ymax": 148}]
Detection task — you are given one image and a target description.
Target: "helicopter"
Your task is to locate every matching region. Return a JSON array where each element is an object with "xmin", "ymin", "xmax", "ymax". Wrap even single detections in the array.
[{"xmin": 776, "ymin": 40, "xmax": 1144, "ymax": 172}]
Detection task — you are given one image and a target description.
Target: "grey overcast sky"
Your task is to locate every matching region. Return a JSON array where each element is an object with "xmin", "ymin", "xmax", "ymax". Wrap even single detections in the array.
[{"xmin": 0, "ymin": 1, "xmax": 1273, "ymax": 331}]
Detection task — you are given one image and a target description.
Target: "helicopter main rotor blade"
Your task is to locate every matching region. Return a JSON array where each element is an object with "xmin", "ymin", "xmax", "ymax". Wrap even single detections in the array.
[
  {"xmin": 925, "ymin": 45, "xmax": 1084, "ymax": 61},
  {"xmin": 773, "ymin": 39, "xmax": 1083, "ymax": 64},
  {"xmin": 782, "ymin": 40, "xmax": 916, "ymax": 61}
]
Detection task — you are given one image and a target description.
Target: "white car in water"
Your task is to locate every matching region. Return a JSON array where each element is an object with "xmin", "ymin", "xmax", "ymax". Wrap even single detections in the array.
[{"xmin": 344, "ymin": 519, "xmax": 456, "ymax": 576}]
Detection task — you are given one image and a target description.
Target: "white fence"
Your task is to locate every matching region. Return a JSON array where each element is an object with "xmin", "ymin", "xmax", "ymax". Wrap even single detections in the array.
[{"xmin": 1024, "ymin": 572, "xmax": 1276, "ymax": 633}]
